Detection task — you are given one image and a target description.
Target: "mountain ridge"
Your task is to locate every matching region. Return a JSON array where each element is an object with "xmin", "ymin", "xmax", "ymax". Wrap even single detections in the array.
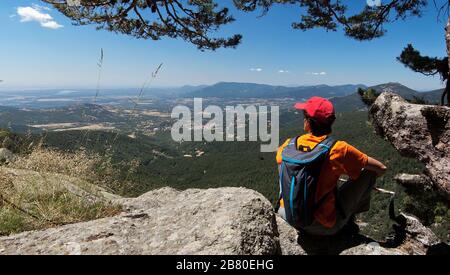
[
  {"xmin": 331, "ymin": 82, "xmax": 444, "ymax": 112},
  {"xmin": 185, "ymin": 82, "xmax": 367, "ymax": 99},
  {"xmin": 0, "ymin": 82, "xmax": 445, "ymax": 118}
]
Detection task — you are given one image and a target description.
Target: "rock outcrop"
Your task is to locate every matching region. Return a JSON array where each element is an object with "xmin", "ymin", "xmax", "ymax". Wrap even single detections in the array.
[
  {"xmin": 1, "ymin": 186, "xmax": 446, "ymax": 255},
  {"xmin": 369, "ymin": 92, "xmax": 450, "ymax": 199},
  {"xmin": 275, "ymin": 216, "xmax": 307, "ymax": 255},
  {"xmin": 0, "ymin": 187, "xmax": 280, "ymax": 255},
  {"xmin": 276, "ymin": 211, "xmax": 442, "ymax": 255}
]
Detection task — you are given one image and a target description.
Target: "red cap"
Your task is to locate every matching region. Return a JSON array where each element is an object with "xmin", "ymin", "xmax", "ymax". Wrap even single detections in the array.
[{"xmin": 294, "ymin": 97, "xmax": 336, "ymax": 124}]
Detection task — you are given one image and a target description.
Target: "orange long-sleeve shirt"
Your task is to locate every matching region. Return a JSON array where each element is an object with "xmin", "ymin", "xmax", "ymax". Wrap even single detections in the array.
[{"xmin": 276, "ymin": 134, "xmax": 368, "ymax": 228}]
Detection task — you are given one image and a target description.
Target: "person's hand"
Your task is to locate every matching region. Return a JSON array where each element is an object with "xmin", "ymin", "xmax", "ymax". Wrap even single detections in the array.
[{"xmin": 365, "ymin": 157, "xmax": 387, "ymax": 177}]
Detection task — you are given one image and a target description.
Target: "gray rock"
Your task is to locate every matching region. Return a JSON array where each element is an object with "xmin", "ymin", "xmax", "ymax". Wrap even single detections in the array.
[
  {"xmin": 276, "ymin": 216, "xmax": 306, "ymax": 255},
  {"xmin": 0, "ymin": 187, "xmax": 280, "ymax": 255},
  {"xmin": 394, "ymin": 174, "xmax": 432, "ymax": 190},
  {"xmin": 340, "ymin": 242, "xmax": 406, "ymax": 255},
  {"xmin": 394, "ymin": 213, "xmax": 441, "ymax": 255},
  {"xmin": 370, "ymin": 93, "xmax": 450, "ymax": 199},
  {"xmin": 0, "ymin": 186, "xmax": 443, "ymax": 255}
]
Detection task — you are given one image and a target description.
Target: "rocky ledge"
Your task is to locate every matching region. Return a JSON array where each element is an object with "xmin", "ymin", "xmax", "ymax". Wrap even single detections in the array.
[
  {"xmin": 0, "ymin": 187, "xmax": 446, "ymax": 255},
  {"xmin": 0, "ymin": 187, "xmax": 279, "ymax": 255},
  {"xmin": 370, "ymin": 92, "xmax": 450, "ymax": 199}
]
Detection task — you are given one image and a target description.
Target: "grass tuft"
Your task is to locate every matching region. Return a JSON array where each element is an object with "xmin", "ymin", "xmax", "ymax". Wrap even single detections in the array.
[{"xmin": 0, "ymin": 148, "xmax": 123, "ymax": 236}]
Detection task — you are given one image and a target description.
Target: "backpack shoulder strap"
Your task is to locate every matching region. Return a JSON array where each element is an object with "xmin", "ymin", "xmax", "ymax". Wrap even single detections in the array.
[
  {"xmin": 316, "ymin": 136, "xmax": 338, "ymax": 151},
  {"xmin": 283, "ymin": 136, "xmax": 337, "ymax": 155},
  {"xmin": 285, "ymin": 136, "xmax": 300, "ymax": 150}
]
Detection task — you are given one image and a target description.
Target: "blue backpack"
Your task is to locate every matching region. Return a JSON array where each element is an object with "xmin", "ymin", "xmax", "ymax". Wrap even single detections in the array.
[{"xmin": 279, "ymin": 136, "xmax": 337, "ymax": 229}]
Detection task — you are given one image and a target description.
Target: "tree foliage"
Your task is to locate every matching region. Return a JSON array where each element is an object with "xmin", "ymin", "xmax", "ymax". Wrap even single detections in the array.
[
  {"xmin": 235, "ymin": 0, "xmax": 427, "ymax": 40},
  {"xmin": 358, "ymin": 88, "xmax": 380, "ymax": 107},
  {"xmin": 409, "ymin": 95, "xmax": 429, "ymax": 105},
  {"xmin": 41, "ymin": 0, "xmax": 242, "ymax": 50},
  {"xmin": 398, "ymin": 44, "xmax": 448, "ymax": 79},
  {"xmin": 397, "ymin": 44, "xmax": 449, "ymax": 106},
  {"xmin": 42, "ymin": 0, "xmax": 430, "ymax": 49}
]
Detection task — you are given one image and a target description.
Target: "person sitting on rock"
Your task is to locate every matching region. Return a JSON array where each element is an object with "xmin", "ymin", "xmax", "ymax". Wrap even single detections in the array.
[{"xmin": 276, "ymin": 96, "xmax": 387, "ymax": 236}]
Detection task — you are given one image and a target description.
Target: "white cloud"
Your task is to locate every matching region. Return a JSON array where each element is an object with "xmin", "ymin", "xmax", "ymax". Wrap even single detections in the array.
[
  {"xmin": 250, "ymin": 68, "xmax": 263, "ymax": 72},
  {"xmin": 278, "ymin": 70, "xmax": 290, "ymax": 74},
  {"xmin": 309, "ymin": 72, "xmax": 327, "ymax": 76},
  {"xmin": 17, "ymin": 7, "xmax": 52, "ymax": 23},
  {"xmin": 17, "ymin": 6, "xmax": 63, "ymax": 29},
  {"xmin": 41, "ymin": 20, "xmax": 64, "ymax": 29}
]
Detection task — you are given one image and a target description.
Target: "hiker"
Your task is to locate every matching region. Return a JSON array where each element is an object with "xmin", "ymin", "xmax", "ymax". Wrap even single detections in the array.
[{"xmin": 276, "ymin": 96, "xmax": 387, "ymax": 236}]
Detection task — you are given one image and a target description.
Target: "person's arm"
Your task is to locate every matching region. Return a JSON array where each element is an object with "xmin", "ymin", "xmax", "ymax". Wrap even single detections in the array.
[
  {"xmin": 364, "ymin": 157, "xmax": 387, "ymax": 177},
  {"xmin": 276, "ymin": 139, "xmax": 291, "ymax": 165}
]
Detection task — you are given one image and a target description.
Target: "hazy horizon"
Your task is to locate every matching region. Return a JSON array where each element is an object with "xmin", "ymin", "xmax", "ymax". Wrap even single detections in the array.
[{"xmin": 0, "ymin": 81, "xmax": 443, "ymax": 93}]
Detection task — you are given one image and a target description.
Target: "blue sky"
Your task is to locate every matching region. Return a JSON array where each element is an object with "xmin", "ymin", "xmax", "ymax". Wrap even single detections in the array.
[{"xmin": 0, "ymin": 0, "xmax": 447, "ymax": 90}]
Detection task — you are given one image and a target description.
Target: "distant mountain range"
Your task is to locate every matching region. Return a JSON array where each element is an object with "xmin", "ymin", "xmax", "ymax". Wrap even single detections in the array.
[
  {"xmin": 0, "ymin": 82, "xmax": 443, "ymax": 112},
  {"xmin": 182, "ymin": 82, "xmax": 443, "ymax": 112},
  {"xmin": 369, "ymin": 83, "xmax": 443, "ymax": 102},
  {"xmin": 185, "ymin": 82, "xmax": 367, "ymax": 99},
  {"xmin": 331, "ymin": 82, "xmax": 443, "ymax": 112}
]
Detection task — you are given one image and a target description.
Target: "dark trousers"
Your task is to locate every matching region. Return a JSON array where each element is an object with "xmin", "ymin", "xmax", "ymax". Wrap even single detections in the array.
[{"xmin": 278, "ymin": 170, "xmax": 377, "ymax": 236}]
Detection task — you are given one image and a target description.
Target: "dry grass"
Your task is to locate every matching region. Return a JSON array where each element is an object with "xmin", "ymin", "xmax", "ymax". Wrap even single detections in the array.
[
  {"xmin": 9, "ymin": 148, "xmax": 120, "ymax": 190},
  {"xmin": 11, "ymin": 148, "xmax": 101, "ymax": 178},
  {"xmin": 0, "ymin": 148, "xmax": 123, "ymax": 236}
]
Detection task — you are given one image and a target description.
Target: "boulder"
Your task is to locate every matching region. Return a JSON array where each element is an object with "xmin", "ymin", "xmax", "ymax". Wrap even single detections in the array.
[
  {"xmin": 276, "ymin": 216, "xmax": 306, "ymax": 255},
  {"xmin": 0, "ymin": 186, "xmax": 445, "ymax": 255},
  {"xmin": 340, "ymin": 242, "xmax": 406, "ymax": 255},
  {"xmin": 369, "ymin": 92, "xmax": 450, "ymax": 199},
  {"xmin": 392, "ymin": 213, "xmax": 441, "ymax": 255},
  {"xmin": 0, "ymin": 187, "xmax": 280, "ymax": 255}
]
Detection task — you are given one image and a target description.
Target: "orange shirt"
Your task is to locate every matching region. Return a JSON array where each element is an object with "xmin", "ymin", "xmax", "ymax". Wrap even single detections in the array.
[{"xmin": 276, "ymin": 134, "xmax": 368, "ymax": 228}]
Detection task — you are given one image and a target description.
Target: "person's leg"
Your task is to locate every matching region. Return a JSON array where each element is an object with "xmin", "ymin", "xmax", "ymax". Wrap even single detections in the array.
[
  {"xmin": 301, "ymin": 219, "xmax": 342, "ymax": 236},
  {"xmin": 278, "ymin": 206, "xmax": 341, "ymax": 236},
  {"xmin": 336, "ymin": 170, "xmax": 377, "ymax": 219}
]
